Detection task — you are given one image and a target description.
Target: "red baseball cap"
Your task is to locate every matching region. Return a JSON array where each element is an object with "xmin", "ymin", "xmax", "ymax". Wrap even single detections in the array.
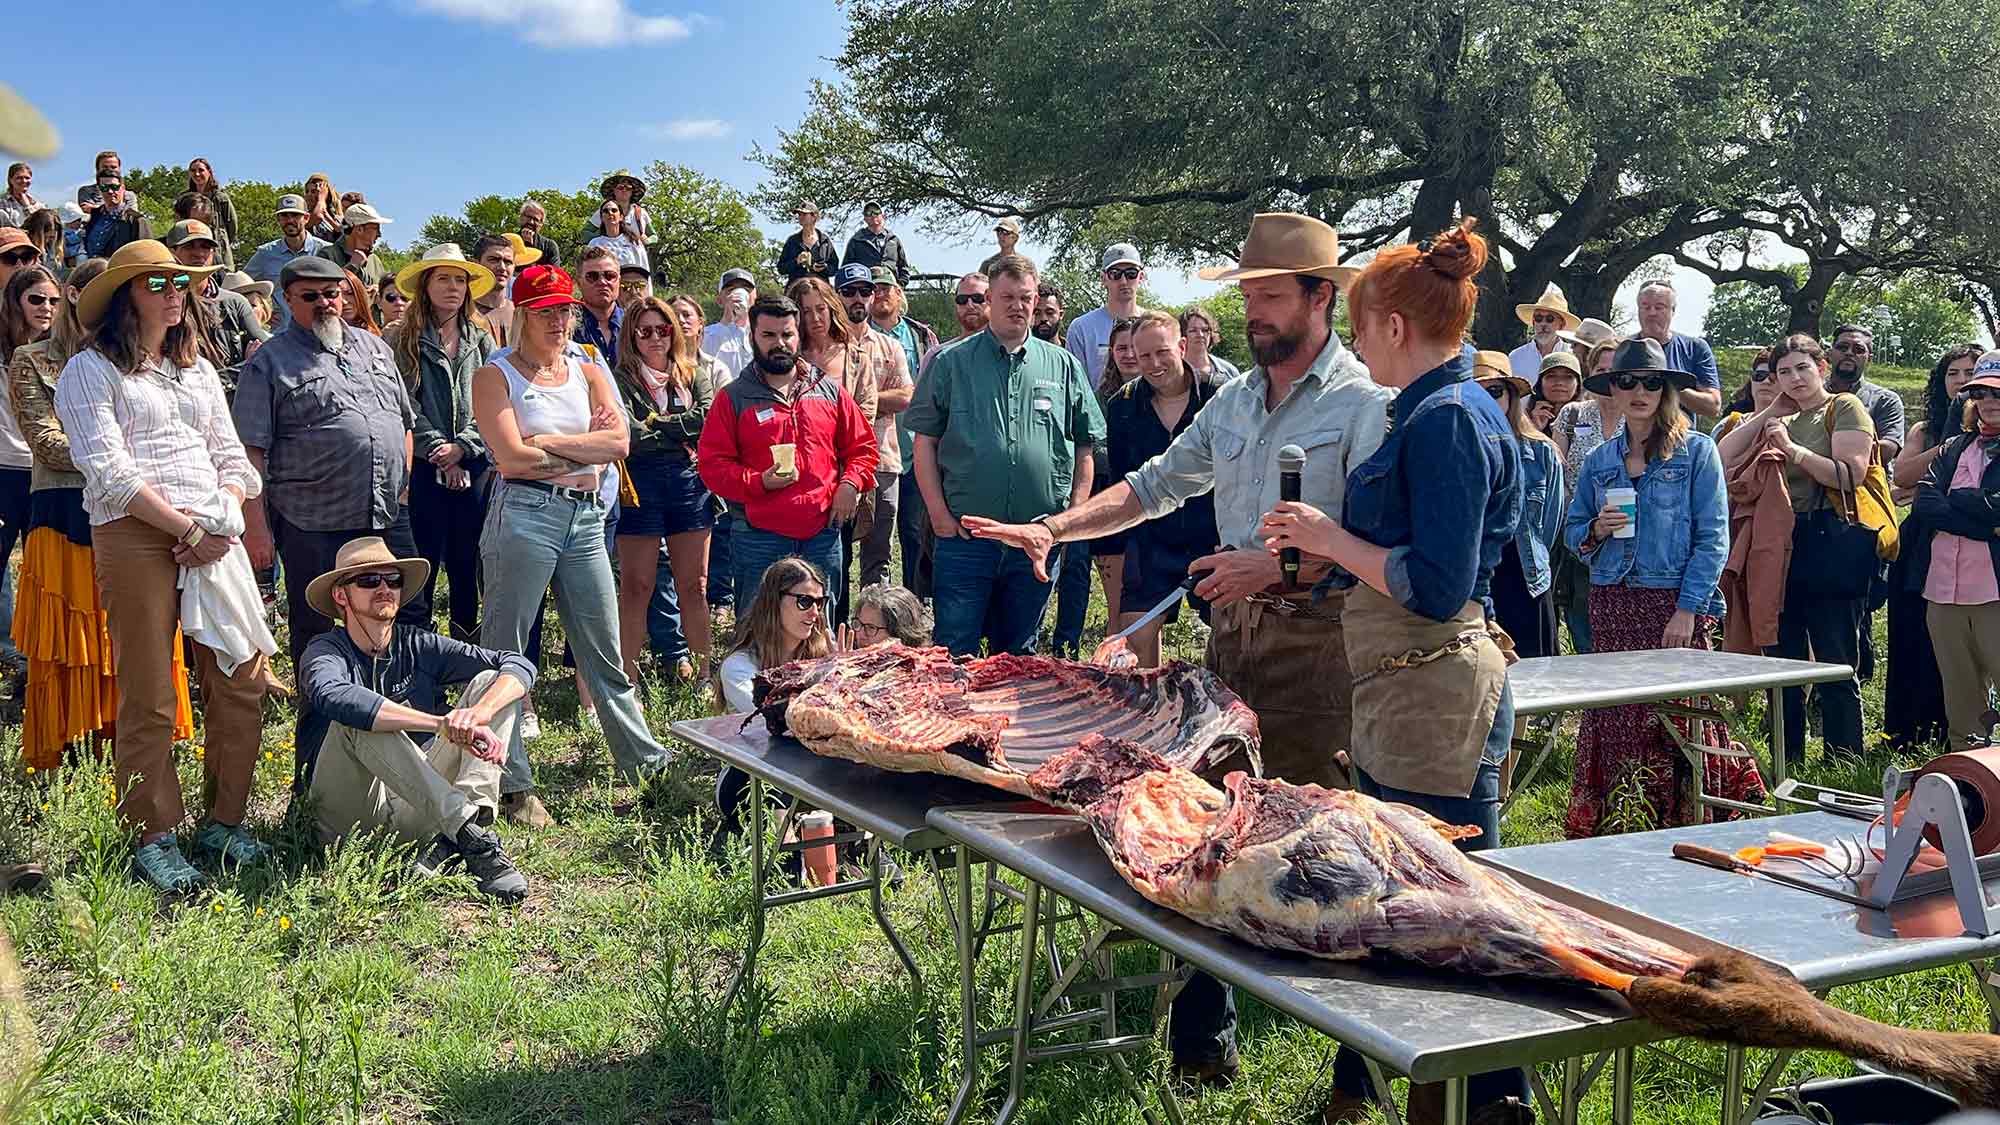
[{"xmin": 511, "ymin": 264, "xmax": 580, "ymax": 310}]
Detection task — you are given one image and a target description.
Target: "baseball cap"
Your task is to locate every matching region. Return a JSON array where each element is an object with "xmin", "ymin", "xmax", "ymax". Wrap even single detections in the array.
[
  {"xmin": 341, "ymin": 202, "xmax": 393, "ymax": 228},
  {"xmin": 57, "ymin": 201, "xmax": 84, "ymax": 225},
  {"xmin": 162, "ymin": 220, "xmax": 217, "ymax": 249},
  {"xmin": 619, "ymin": 263, "xmax": 650, "ymax": 279},
  {"xmin": 795, "ymin": 200, "xmax": 820, "ymax": 215},
  {"xmin": 869, "ymin": 265, "xmax": 896, "ymax": 286},
  {"xmin": 274, "ymin": 193, "xmax": 308, "ymax": 216},
  {"xmin": 835, "ymin": 262, "xmax": 873, "ymax": 290},
  {"xmin": 862, "ymin": 201, "xmax": 883, "ymax": 216},
  {"xmin": 717, "ymin": 267, "xmax": 755, "ymax": 294},
  {"xmin": 995, "ymin": 216, "xmax": 1022, "ymax": 234},
  {"xmin": 512, "ymin": 264, "xmax": 581, "ymax": 310},
  {"xmin": 279, "ymin": 255, "xmax": 344, "ymax": 288},
  {"xmin": 1099, "ymin": 243, "xmax": 1142, "ymax": 271}
]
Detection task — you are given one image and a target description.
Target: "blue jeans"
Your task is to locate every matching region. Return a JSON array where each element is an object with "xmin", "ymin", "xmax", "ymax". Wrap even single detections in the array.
[
  {"xmin": 931, "ymin": 535, "xmax": 1056, "ymax": 657},
  {"xmin": 646, "ymin": 544, "xmax": 687, "ymax": 662},
  {"xmin": 730, "ymin": 524, "xmax": 842, "ymax": 609},
  {"xmin": 480, "ymin": 483, "xmax": 668, "ymax": 794},
  {"xmin": 708, "ymin": 510, "xmax": 735, "ymax": 609},
  {"xmin": 1049, "ymin": 541, "xmax": 1092, "ymax": 657},
  {"xmin": 897, "ymin": 474, "xmax": 930, "ymax": 598}
]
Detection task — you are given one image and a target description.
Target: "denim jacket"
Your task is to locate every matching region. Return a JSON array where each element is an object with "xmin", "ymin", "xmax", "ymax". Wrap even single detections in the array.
[
  {"xmin": 1514, "ymin": 436, "xmax": 1565, "ymax": 599},
  {"xmin": 1562, "ymin": 427, "xmax": 1728, "ymax": 616}
]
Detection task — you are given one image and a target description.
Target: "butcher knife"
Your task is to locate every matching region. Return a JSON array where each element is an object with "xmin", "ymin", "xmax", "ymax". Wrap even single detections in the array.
[
  {"xmin": 1090, "ymin": 566, "xmax": 1215, "ymax": 667},
  {"xmin": 1672, "ymin": 843, "xmax": 1875, "ymax": 909}
]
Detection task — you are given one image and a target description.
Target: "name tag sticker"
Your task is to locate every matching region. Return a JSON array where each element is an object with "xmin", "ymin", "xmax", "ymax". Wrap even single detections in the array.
[
  {"xmin": 1033, "ymin": 396, "xmax": 1054, "ymax": 412},
  {"xmin": 756, "ymin": 408, "xmax": 775, "ymax": 424}
]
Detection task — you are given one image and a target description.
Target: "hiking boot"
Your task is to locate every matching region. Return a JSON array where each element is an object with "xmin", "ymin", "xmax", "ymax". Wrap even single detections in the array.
[
  {"xmin": 453, "ymin": 822, "xmax": 527, "ymax": 903},
  {"xmin": 500, "ymin": 791, "xmax": 555, "ymax": 830},
  {"xmin": 412, "ymin": 834, "xmax": 462, "ymax": 878},
  {"xmin": 193, "ymin": 821, "xmax": 271, "ymax": 868},
  {"xmin": 133, "ymin": 838, "xmax": 207, "ymax": 893},
  {"xmin": 0, "ymin": 863, "xmax": 48, "ymax": 897}
]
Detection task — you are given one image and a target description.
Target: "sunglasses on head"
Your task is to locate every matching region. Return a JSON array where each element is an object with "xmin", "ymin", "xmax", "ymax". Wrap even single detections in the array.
[
  {"xmin": 297, "ymin": 287, "xmax": 342, "ymax": 304},
  {"xmin": 1610, "ymin": 373, "xmax": 1667, "ymax": 392},
  {"xmin": 1104, "ymin": 267, "xmax": 1141, "ymax": 281},
  {"xmin": 838, "ymin": 284, "xmax": 875, "ymax": 298},
  {"xmin": 0, "ymin": 249, "xmax": 39, "ymax": 266},
  {"xmin": 143, "ymin": 273, "xmax": 194, "ymax": 295},
  {"xmin": 1967, "ymin": 386, "xmax": 1999, "ymax": 401},
  {"xmin": 1751, "ymin": 367, "xmax": 1773, "ymax": 382},
  {"xmin": 954, "ymin": 293, "xmax": 987, "ymax": 306},
  {"xmin": 344, "ymin": 572, "xmax": 405, "ymax": 591},
  {"xmin": 788, "ymin": 592, "xmax": 829, "ymax": 612}
]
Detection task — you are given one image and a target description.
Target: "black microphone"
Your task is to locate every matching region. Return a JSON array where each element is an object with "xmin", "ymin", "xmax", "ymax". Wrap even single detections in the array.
[{"xmin": 1277, "ymin": 443, "xmax": 1306, "ymax": 591}]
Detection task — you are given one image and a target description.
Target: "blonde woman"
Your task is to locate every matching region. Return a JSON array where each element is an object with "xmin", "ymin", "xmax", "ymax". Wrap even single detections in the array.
[{"xmin": 301, "ymin": 173, "xmax": 342, "ymax": 243}]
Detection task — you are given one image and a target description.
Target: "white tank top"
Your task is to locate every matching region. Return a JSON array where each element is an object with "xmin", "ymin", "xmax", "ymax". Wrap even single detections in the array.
[{"xmin": 494, "ymin": 351, "xmax": 599, "ymax": 489}]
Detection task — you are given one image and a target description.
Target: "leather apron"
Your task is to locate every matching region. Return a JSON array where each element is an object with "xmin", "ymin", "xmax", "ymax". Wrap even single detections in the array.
[
  {"xmin": 1341, "ymin": 582, "xmax": 1505, "ymax": 798},
  {"xmin": 1203, "ymin": 590, "xmax": 1352, "ymax": 790}
]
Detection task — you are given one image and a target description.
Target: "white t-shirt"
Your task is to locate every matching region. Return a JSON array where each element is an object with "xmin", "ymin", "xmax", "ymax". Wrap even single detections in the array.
[
  {"xmin": 588, "ymin": 234, "xmax": 649, "ymax": 273},
  {"xmin": 1064, "ymin": 306, "xmax": 1123, "ymax": 392},
  {"xmin": 0, "ymin": 389, "xmax": 31, "ymax": 469},
  {"xmin": 703, "ymin": 322, "xmax": 752, "ymax": 379}
]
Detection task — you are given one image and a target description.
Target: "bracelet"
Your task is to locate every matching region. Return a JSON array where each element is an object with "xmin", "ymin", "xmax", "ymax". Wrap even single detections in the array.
[{"xmin": 179, "ymin": 523, "xmax": 206, "ymax": 548}]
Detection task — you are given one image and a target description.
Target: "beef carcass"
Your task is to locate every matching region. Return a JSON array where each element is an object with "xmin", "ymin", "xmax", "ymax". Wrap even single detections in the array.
[
  {"xmin": 1024, "ymin": 738, "xmax": 2000, "ymax": 1108},
  {"xmin": 753, "ymin": 646, "xmax": 1259, "ymax": 796}
]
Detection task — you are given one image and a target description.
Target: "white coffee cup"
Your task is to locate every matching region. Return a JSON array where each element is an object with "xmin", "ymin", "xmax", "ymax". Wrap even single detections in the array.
[
  {"xmin": 1605, "ymin": 486, "xmax": 1637, "ymax": 539},
  {"xmin": 770, "ymin": 443, "xmax": 797, "ymax": 476}
]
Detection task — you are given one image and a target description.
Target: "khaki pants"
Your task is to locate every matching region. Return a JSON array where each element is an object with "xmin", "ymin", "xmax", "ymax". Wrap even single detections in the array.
[
  {"xmin": 1204, "ymin": 596, "xmax": 1352, "ymax": 789},
  {"xmin": 309, "ymin": 670, "xmax": 513, "ymax": 846},
  {"xmin": 95, "ymin": 518, "xmax": 267, "ymax": 838},
  {"xmin": 1927, "ymin": 601, "xmax": 2000, "ymax": 746}
]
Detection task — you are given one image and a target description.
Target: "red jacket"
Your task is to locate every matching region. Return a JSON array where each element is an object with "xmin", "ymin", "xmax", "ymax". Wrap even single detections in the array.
[
  {"xmin": 698, "ymin": 362, "xmax": 879, "ymax": 540},
  {"xmin": 1720, "ymin": 433, "xmax": 1794, "ymax": 654}
]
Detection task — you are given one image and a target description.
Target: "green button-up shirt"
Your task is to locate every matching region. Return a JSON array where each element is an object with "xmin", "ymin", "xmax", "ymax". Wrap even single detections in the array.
[{"xmin": 905, "ymin": 329, "xmax": 1106, "ymax": 523}]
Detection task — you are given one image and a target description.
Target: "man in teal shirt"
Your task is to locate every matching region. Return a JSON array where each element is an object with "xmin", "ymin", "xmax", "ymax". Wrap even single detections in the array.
[{"xmin": 906, "ymin": 256, "xmax": 1104, "ymax": 655}]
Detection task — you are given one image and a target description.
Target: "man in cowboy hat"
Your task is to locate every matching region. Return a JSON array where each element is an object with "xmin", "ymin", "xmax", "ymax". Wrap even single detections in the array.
[
  {"xmin": 776, "ymin": 200, "xmax": 838, "ymax": 285},
  {"xmin": 316, "ymin": 201, "xmax": 394, "ymax": 290},
  {"xmin": 297, "ymin": 536, "xmax": 534, "ymax": 903},
  {"xmin": 1507, "ymin": 282, "xmax": 1580, "ymax": 383},
  {"xmin": 842, "ymin": 202, "xmax": 911, "ymax": 287},
  {"xmin": 1065, "ymin": 242, "xmax": 1148, "ymax": 391},
  {"xmin": 471, "ymin": 233, "xmax": 520, "ymax": 347},
  {"xmin": 237, "ymin": 254, "xmax": 427, "ymax": 680},
  {"xmin": 1633, "ymin": 278, "xmax": 1723, "ymax": 417},
  {"xmin": 966, "ymin": 212, "xmax": 1390, "ymax": 1080},
  {"xmin": 245, "ymin": 194, "xmax": 328, "ymax": 333}
]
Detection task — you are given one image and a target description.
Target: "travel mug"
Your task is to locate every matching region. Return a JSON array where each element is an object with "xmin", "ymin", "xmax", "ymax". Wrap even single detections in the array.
[{"xmin": 1605, "ymin": 486, "xmax": 1637, "ymax": 539}]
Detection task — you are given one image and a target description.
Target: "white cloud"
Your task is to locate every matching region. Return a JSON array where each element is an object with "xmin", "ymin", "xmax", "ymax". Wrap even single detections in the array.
[
  {"xmin": 639, "ymin": 118, "xmax": 733, "ymax": 141},
  {"xmin": 409, "ymin": 0, "xmax": 690, "ymax": 48}
]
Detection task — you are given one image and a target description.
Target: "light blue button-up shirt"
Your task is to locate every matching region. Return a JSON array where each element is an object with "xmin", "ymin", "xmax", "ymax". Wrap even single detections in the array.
[
  {"xmin": 242, "ymin": 234, "xmax": 329, "ymax": 332},
  {"xmin": 1125, "ymin": 333, "xmax": 1391, "ymax": 551}
]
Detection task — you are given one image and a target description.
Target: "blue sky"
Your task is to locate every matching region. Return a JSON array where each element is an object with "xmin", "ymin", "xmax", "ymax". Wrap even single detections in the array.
[{"xmin": 12, "ymin": 0, "xmax": 1711, "ymax": 325}]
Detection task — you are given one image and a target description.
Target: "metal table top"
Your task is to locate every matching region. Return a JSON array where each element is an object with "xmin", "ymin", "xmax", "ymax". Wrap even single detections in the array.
[
  {"xmin": 1507, "ymin": 650, "xmax": 1853, "ymax": 717},
  {"xmin": 928, "ymin": 804, "xmax": 1663, "ymax": 1083},
  {"xmin": 1479, "ymin": 811, "xmax": 2000, "ymax": 990},
  {"xmin": 670, "ymin": 715, "xmax": 1018, "ymax": 850}
]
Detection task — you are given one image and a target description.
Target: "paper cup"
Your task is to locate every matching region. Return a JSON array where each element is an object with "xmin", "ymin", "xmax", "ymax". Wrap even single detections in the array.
[
  {"xmin": 1606, "ymin": 486, "xmax": 1637, "ymax": 539},
  {"xmin": 771, "ymin": 443, "xmax": 797, "ymax": 476}
]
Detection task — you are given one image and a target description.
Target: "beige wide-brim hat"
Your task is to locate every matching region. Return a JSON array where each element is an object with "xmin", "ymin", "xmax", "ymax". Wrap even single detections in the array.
[
  {"xmin": 305, "ymin": 536, "xmax": 431, "ymax": 621},
  {"xmin": 1197, "ymin": 212, "xmax": 1361, "ymax": 289},
  {"xmin": 220, "ymin": 270, "xmax": 272, "ymax": 300},
  {"xmin": 1557, "ymin": 316, "xmax": 1616, "ymax": 350},
  {"xmin": 76, "ymin": 240, "xmax": 223, "ymax": 329},
  {"xmin": 1471, "ymin": 350, "xmax": 1532, "ymax": 396},
  {"xmin": 395, "ymin": 243, "xmax": 496, "ymax": 300},
  {"xmin": 0, "ymin": 82, "xmax": 58, "ymax": 159},
  {"xmin": 502, "ymin": 231, "xmax": 542, "ymax": 266},
  {"xmin": 1515, "ymin": 283, "xmax": 1582, "ymax": 332}
]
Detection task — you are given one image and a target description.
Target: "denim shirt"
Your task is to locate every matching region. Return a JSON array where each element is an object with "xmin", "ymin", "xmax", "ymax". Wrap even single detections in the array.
[
  {"xmin": 1513, "ymin": 436, "xmax": 1565, "ymax": 598},
  {"xmin": 1325, "ymin": 355, "xmax": 1521, "ymax": 622},
  {"xmin": 1562, "ymin": 427, "xmax": 1728, "ymax": 616}
]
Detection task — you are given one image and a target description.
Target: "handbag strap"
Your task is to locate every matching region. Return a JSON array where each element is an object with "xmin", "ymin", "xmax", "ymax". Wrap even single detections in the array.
[{"xmin": 1819, "ymin": 393, "xmax": 1862, "ymax": 521}]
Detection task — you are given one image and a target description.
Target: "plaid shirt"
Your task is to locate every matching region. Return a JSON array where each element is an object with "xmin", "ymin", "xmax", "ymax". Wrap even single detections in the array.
[{"xmin": 54, "ymin": 350, "xmax": 261, "ymax": 525}]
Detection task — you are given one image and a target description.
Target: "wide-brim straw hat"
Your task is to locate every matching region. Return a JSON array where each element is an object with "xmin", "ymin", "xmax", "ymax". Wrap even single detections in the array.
[
  {"xmin": 305, "ymin": 536, "xmax": 430, "ymax": 621},
  {"xmin": 0, "ymin": 82, "xmax": 58, "ymax": 159},
  {"xmin": 1515, "ymin": 283, "xmax": 1582, "ymax": 332},
  {"xmin": 77, "ymin": 240, "xmax": 223, "ymax": 329},
  {"xmin": 1470, "ymin": 350, "xmax": 1532, "ymax": 396},
  {"xmin": 1197, "ymin": 212, "xmax": 1361, "ymax": 289},
  {"xmin": 1557, "ymin": 316, "xmax": 1616, "ymax": 350},
  {"xmin": 220, "ymin": 270, "xmax": 272, "ymax": 300},
  {"xmin": 502, "ymin": 231, "xmax": 542, "ymax": 267},
  {"xmin": 1583, "ymin": 337, "xmax": 1696, "ymax": 394},
  {"xmin": 600, "ymin": 172, "xmax": 646, "ymax": 202},
  {"xmin": 395, "ymin": 243, "xmax": 496, "ymax": 300}
]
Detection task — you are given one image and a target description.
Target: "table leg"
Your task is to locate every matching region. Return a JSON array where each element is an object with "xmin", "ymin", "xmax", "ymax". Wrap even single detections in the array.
[
  {"xmin": 1500, "ymin": 717, "xmax": 1564, "ymax": 820},
  {"xmin": 996, "ymin": 879, "xmax": 1043, "ymax": 1125},
  {"xmin": 1720, "ymin": 1047, "xmax": 1745, "ymax": 1125},
  {"xmin": 1560, "ymin": 1056, "xmax": 1582, "ymax": 1125},
  {"xmin": 1768, "ymin": 686, "xmax": 1788, "ymax": 791},
  {"xmin": 867, "ymin": 836, "xmax": 922, "ymax": 992},
  {"xmin": 1442, "ymin": 1076, "xmax": 1469, "ymax": 1125},
  {"xmin": 719, "ymin": 774, "xmax": 768, "ymax": 1022},
  {"xmin": 1613, "ymin": 1048, "xmax": 1635, "ymax": 1125},
  {"xmin": 1361, "ymin": 1057, "xmax": 1407, "ymax": 1125},
  {"xmin": 946, "ymin": 844, "xmax": 979, "ymax": 1125}
]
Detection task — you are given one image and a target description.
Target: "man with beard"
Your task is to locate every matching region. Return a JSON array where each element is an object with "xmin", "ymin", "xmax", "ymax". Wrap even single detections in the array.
[
  {"xmin": 245, "ymin": 194, "xmax": 328, "ymax": 332},
  {"xmin": 316, "ymin": 202, "xmax": 394, "ymax": 291},
  {"xmin": 1827, "ymin": 323, "xmax": 1907, "ymax": 462},
  {"xmin": 1065, "ymin": 243, "xmax": 1146, "ymax": 391},
  {"xmin": 1633, "ymin": 279, "xmax": 1722, "ymax": 417},
  {"xmin": 842, "ymin": 202, "xmax": 911, "ymax": 286},
  {"xmin": 237, "ymin": 255, "xmax": 428, "ymax": 679},
  {"xmin": 1033, "ymin": 281, "xmax": 1065, "ymax": 345},
  {"xmin": 965, "ymin": 215, "xmax": 1392, "ymax": 1084},
  {"xmin": 516, "ymin": 202, "xmax": 560, "ymax": 271},
  {"xmin": 297, "ymin": 537, "xmax": 533, "ymax": 903},
  {"xmin": 471, "ymin": 233, "xmax": 520, "ymax": 346},
  {"xmin": 909, "ymin": 256, "xmax": 1104, "ymax": 655},
  {"xmin": 165, "ymin": 219, "xmax": 268, "ymax": 388},
  {"xmin": 1505, "ymin": 282, "xmax": 1577, "ymax": 382},
  {"xmin": 838, "ymin": 265, "xmax": 914, "ymax": 586},
  {"xmin": 697, "ymin": 296, "xmax": 878, "ymax": 600}
]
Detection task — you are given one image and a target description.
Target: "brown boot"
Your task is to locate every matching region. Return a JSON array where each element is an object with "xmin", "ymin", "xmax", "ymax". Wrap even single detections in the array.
[
  {"xmin": 0, "ymin": 864, "xmax": 47, "ymax": 897},
  {"xmin": 500, "ymin": 791, "xmax": 555, "ymax": 830},
  {"xmin": 1318, "ymin": 1088, "xmax": 1373, "ymax": 1125}
]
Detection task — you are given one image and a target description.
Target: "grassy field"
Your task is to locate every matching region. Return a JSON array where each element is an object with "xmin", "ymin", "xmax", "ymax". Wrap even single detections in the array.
[{"xmin": 2, "ymin": 366, "xmax": 1988, "ymax": 1124}]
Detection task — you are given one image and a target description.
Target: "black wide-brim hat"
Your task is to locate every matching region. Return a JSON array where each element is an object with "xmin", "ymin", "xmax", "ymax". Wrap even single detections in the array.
[{"xmin": 1583, "ymin": 336, "xmax": 1697, "ymax": 394}]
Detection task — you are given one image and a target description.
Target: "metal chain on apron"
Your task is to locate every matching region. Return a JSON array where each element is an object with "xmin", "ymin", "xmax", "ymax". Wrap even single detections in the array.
[{"xmin": 1350, "ymin": 628, "xmax": 1490, "ymax": 688}]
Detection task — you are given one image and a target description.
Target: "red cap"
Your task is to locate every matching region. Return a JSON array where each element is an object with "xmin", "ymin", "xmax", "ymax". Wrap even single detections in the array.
[{"xmin": 511, "ymin": 264, "xmax": 580, "ymax": 310}]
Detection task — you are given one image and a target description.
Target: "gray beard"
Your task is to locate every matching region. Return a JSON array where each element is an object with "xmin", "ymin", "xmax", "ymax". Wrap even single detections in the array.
[{"xmin": 312, "ymin": 316, "xmax": 345, "ymax": 351}]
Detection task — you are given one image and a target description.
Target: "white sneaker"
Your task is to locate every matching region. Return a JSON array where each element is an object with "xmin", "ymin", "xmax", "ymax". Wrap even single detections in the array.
[{"xmin": 520, "ymin": 710, "xmax": 543, "ymax": 741}]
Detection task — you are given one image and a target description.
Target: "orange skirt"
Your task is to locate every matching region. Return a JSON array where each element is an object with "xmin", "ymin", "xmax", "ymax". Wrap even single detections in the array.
[{"xmin": 10, "ymin": 526, "xmax": 194, "ymax": 770}]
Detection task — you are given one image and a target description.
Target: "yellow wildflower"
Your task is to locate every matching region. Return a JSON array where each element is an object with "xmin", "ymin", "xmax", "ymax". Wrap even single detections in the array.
[{"xmin": 278, "ymin": 915, "xmax": 292, "ymax": 931}]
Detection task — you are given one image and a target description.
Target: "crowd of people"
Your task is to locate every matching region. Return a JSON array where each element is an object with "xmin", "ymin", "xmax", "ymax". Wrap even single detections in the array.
[{"xmin": 1, "ymin": 156, "xmax": 1997, "ymax": 1013}]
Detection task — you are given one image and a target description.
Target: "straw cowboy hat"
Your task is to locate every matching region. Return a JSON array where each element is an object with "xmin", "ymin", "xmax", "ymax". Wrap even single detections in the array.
[
  {"xmin": 0, "ymin": 83, "xmax": 57, "ymax": 159},
  {"xmin": 1198, "ymin": 212, "xmax": 1361, "ymax": 289},
  {"xmin": 220, "ymin": 270, "xmax": 272, "ymax": 301},
  {"xmin": 305, "ymin": 536, "xmax": 430, "ymax": 621},
  {"xmin": 1514, "ymin": 283, "xmax": 1582, "ymax": 332},
  {"xmin": 76, "ymin": 240, "xmax": 223, "ymax": 329},
  {"xmin": 502, "ymin": 231, "xmax": 542, "ymax": 267},
  {"xmin": 1471, "ymin": 350, "xmax": 1532, "ymax": 397},
  {"xmin": 600, "ymin": 172, "xmax": 646, "ymax": 202},
  {"xmin": 395, "ymin": 243, "xmax": 496, "ymax": 300},
  {"xmin": 1583, "ymin": 337, "xmax": 1696, "ymax": 395},
  {"xmin": 1557, "ymin": 316, "xmax": 1617, "ymax": 350}
]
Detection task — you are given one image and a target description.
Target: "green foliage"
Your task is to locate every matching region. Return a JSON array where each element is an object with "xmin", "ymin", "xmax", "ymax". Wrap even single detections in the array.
[
  {"xmin": 123, "ymin": 164, "xmax": 315, "ymax": 264},
  {"xmin": 1704, "ymin": 268, "xmax": 1979, "ymax": 365}
]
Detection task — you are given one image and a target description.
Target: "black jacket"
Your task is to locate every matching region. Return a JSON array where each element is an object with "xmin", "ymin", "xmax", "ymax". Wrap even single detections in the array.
[
  {"xmin": 777, "ymin": 231, "xmax": 840, "ymax": 284},
  {"xmin": 1905, "ymin": 431, "xmax": 2000, "ymax": 595},
  {"xmin": 843, "ymin": 228, "xmax": 911, "ymax": 286}
]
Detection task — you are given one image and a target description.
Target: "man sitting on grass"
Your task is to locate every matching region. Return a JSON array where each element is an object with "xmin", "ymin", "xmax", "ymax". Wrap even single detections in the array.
[{"xmin": 297, "ymin": 537, "xmax": 535, "ymax": 903}]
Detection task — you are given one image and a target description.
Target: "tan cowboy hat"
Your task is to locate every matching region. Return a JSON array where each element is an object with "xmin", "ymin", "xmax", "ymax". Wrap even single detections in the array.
[
  {"xmin": 305, "ymin": 536, "xmax": 430, "ymax": 621},
  {"xmin": 0, "ymin": 83, "xmax": 57, "ymax": 159},
  {"xmin": 1471, "ymin": 350, "xmax": 1532, "ymax": 397},
  {"xmin": 76, "ymin": 240, "xmax": 223, "ymax": 329},
  {"xmin": 1514, "ymin": 283, "xmax": 1581, "ymax": 332},
  {"xmin": 395, "ymin": 243, "xmax": 496, "ymax": 300},
  {"xmin": 1557, "ymin": 316, "xmax": 1616, "ymax": 350},
  {"xmin": 502, "ymin": 231, "xmax": 542, "ymax": 267},
  {"xmin": 1197, "ymin": 212, "xmax": 1361, "ymax": 289},
  {"xmin": 219, "ymin": 270, "xmax": 272, "ymax": 301}
]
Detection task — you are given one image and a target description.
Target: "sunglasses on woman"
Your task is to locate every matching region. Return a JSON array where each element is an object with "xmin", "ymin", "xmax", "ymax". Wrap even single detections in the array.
[
  {"xmin": 1750, "ymin": 367, "xmax": 1773, "ymax": 382},
  {"xmin": 344, "ymin": 572, "xmax": 405, "ymax": 590},
  {"xmin": 634, "ymin": 324, "xmax": 673, "ymax": 340},
  {"xmin": 1483, "ymin": 382, "xmax": 1509, "ymax": 401},
  {"xmin": 0, "ymin": 249, "xmax": 38, "ymax": 267},
  {"xmin": 788, "ymin": 592, "xmax": 829, "ymax": 612},
  {"xmin": 144, "ymin": 273, "xmax": 194, "ymax": 294},
  {"xmin": 22, "ymin": 292, "xmax": 58, "ymax": 308},
  {"xmin": 1967, "ymin": 386, "xmax": 1999, "ymax": 401},
  {"xmin": 1609, "ymin": 373, "xmax": 1666, "ymax": 392}
]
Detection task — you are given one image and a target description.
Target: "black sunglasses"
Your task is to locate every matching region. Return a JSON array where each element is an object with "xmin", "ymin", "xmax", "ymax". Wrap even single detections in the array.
[
  {"xmin": 0, "ymin": 249, "xmax": 38, "ymax": 266},
  {"xmin": 788, "ymin": 592, "xmax": 829, "ymax": 612},
  {"xmin": 838, "ymin": 284, "xmax": 875, "ymax": 298},
  {"xmin": 344, "ymin": 572, "xmax": 405, "ymax": 590},
  {"xmin": 297, "ymin": 287, "xmax": 343, "ymax": 304},
  {"xmin": 1484, "ymin": 382, "xmax": 1510, "ymax": 401},
  {"xmin": 143, "ymin": 273, "xmax": 193, "ymax": 295},
  {"xmin": 1751, "ymin": 368, "xmax": 1773, "ymax": 382},
  {"xmin": 1967, "ymin": 386, "xmax": 1999, "ymax": 401},
  {"xmin": 954, "ymin": 293, "xmax": 986, "ymax": 306},
  {"xmin": 1610, "ymin": 373, "xmax": 1667, "ymax": 392},
  {"xmin": 1104, "ymin": 267, "xmax": 1141, "ymax": 281}
]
